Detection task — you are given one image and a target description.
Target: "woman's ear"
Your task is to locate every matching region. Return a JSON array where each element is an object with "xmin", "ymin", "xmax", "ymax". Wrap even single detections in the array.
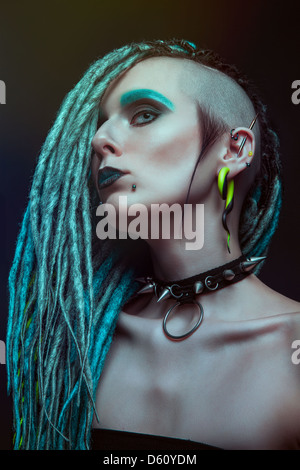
[{"xmin": 221, "ymin": 127, "xmax": 256, "ymax": 178}]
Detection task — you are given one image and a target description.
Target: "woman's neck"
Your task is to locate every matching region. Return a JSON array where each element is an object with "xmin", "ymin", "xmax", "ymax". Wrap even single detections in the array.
[{"xmin": 145, "ymin": 210, "xmax": 242, "ymax": 281}]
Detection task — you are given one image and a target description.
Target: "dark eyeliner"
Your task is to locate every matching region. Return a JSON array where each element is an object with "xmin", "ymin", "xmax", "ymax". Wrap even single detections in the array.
[{"xmin": 130, "ymin": 105, "xmax": 161, "ymax": 126}]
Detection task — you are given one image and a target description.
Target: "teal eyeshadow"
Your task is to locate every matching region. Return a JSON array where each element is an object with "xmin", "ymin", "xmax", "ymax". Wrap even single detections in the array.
[{"xmin": 120, "ymin": 89, "xmax": 175, "ymax": 111}]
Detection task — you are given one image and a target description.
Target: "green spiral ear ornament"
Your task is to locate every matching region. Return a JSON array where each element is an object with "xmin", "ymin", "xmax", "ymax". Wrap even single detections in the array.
[{"xmin": 217, "ymin": 167, "xmax": 234, "ymax": 253}]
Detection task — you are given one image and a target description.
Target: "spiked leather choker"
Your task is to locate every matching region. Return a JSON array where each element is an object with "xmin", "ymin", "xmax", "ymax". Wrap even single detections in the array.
[{"xmin": 135, "ymin": 255, "xmax": 265, "ymax": 341}]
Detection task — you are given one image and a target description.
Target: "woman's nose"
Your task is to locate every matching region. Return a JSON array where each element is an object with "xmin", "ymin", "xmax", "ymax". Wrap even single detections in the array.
[{"xmin": 91, "ymin": 121, "xmax": 123, "ymax": 159}]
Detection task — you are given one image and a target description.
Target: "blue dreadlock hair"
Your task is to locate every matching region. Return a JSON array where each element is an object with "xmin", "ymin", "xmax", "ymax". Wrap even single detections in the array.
[{"xmin": 6, "ymin": 39, "xmax": 282, "ymax": 449}]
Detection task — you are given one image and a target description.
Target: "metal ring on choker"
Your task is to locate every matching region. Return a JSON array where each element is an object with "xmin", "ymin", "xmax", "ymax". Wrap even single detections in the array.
[
  {"xmin": 169, "ymin": 284, "xmax": 184, "ymax": 299},
  {"xmin": 204, "ymin": 276, "xmax": 219, "ymax": 291},
  {"xmin": 163, "ymin": 300, "xmax": 204, "ymax": 340}
]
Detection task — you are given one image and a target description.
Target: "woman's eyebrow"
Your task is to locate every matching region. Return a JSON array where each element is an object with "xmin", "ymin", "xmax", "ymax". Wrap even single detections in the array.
[{"xmin": 120, "ymin": 89, "xmax": 175, "ymax": 110}]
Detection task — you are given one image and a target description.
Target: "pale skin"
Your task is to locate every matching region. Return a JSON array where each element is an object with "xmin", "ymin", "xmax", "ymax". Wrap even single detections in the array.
[{"xmin": 91, "ymin": 57, "xmax": 300, "ymax": 449}]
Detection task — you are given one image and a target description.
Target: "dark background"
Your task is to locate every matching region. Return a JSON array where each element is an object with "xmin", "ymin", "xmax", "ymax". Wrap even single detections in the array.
[{"xmin": 0, "ymin": 0, "xmax": 299, "ymax": 450}]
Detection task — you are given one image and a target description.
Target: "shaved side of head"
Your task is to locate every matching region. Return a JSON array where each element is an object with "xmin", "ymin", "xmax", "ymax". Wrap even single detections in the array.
[{"xmin": 177, "ymin": 58, "xmax": 261, "ymax": 170}]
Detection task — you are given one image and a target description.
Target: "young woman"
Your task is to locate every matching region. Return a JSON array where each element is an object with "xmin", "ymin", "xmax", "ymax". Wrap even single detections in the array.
[{"xmin": 7, "ymin": 39, "xmax": 300, "ymax": 450}]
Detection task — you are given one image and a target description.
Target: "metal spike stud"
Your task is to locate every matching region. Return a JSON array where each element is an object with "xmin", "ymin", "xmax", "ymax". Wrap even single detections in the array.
[
  {"xmin": 136, "ymin": 283, "xmax": 156, "ymax": 295},
  {"xmin": 223, "ymin": 269, "xmax": 235, "ymax": 281},
  {"xmin": 193, "ymin": 281, "xmax": 204, "ymax": 294},
  {"xmin": 240, "ymin": 256, "xmax": 266, "ymax": 272},
  {"xmin": 157, "ymin": 287, "xmax": 172, "ymax": 303}
]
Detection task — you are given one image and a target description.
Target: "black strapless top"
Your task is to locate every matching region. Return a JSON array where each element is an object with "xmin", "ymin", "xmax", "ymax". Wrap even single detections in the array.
[{"xmin": 91, "ymin": 428, "xmax": 222, "ymax": 450}]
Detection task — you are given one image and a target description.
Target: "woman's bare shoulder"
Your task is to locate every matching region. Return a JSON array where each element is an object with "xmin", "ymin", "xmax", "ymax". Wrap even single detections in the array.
[{"xmin": 248, "ymin": 274, "xmax": 300, "ymax": 319}]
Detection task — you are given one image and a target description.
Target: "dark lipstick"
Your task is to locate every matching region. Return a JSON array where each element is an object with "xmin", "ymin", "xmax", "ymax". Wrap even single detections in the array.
[{"xmin": 98, "ymin": 166, "xmax": 126, "ymax": 189}]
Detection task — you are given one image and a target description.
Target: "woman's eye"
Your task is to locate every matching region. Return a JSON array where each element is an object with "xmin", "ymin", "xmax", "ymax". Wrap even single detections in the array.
[{"xmin": 130, "ymin": 110, "xmax": 160, "ymax": 126}]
